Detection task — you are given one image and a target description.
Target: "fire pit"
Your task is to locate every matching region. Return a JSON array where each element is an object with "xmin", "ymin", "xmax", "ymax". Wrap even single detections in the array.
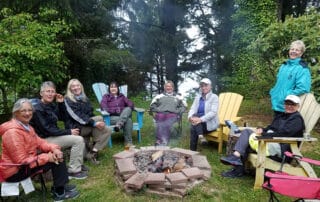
[{"xmin": 113, "ymin": 146, "xmax": 212, "ymax": 198}]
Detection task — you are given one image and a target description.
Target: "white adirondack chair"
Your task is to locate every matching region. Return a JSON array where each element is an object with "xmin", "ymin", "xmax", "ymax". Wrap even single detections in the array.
[{"xmin": 247, "ymin": 93, "xmax": 320, "ymax": 189}]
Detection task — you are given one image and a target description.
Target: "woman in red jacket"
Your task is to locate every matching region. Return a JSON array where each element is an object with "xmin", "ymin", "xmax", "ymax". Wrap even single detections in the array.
[{"xmin": 0, "ymin": 98, "xmax": 79, "ymax": 201}]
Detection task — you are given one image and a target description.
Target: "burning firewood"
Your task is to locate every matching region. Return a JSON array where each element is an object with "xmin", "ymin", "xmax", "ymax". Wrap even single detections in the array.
[
  {"xmin": 151, "ymin": 150, "xmax": 164, "ymax": 162},
  {"xmin": 173, "ymin": 157, "xmax": 186, "ymax": 172}
]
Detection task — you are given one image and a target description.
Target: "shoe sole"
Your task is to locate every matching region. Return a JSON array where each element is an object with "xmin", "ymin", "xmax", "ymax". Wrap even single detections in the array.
[
  {"xmin": 220, "ymin": 159, "xmax": 243, "ymax": 166},
  {"xmin": 68, "ymin": 175, "xmax": 88, "ymax": 180},
  {"xmin": 54, "ymin": 192, "xmax": 79, "ymax": 202}
]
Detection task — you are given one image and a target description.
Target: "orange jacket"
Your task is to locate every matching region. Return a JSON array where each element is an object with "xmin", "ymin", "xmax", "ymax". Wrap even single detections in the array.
[{"xmin": 0, "ymin": 119, "xmax": 60, "ymax": 180}]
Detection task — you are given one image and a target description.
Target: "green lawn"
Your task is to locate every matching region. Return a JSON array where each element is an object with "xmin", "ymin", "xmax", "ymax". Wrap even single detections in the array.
[{"xmin": 3, "ymin": 97, "xmax": 320, "ymax": 202}]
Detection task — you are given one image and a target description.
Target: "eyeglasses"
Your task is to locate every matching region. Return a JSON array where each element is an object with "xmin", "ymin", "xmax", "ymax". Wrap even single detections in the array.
[
  {"xmin": 284, "ymin": 102, "xmax": 297, "ymax": 106},
  {"xmin": 19, "ymin": 109, "xmax": 33, "ymax": 113}
]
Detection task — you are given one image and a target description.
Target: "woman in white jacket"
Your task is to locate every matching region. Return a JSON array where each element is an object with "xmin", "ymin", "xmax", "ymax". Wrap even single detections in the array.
[{"xmin": 188, "ymin": 78, "xmax": 219, "ymax": 151}]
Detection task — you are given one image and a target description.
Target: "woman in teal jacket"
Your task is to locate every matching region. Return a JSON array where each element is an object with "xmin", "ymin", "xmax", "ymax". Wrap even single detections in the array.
[{"xmin": 270, "ymin": 40, "xmax": 311, "ymax": 116}]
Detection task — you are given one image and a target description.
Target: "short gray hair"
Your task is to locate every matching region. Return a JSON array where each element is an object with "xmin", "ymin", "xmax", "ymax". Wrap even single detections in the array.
[
  {"xmin": 40, "ymin": 81, "xmax": 56, "ymax": 92},
  {"xmin": 12, "ymin": 98, "xmax": 33, "ymax": 115}
]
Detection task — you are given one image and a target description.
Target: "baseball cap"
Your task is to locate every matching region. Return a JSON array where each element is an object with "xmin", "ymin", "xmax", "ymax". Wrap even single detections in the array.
[
  {"xmin": 285, "ymin": 95, "xmax": 300, "ymax": 104},
  {"xmin": 200, "ymin": 78, "xmax": 211, "ymax": 85}
]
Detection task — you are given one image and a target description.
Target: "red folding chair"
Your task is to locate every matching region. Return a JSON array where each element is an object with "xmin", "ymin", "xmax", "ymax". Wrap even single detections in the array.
[{"xmin": 263, "ymin": 151, "xmax": 320, "ymax": 202}]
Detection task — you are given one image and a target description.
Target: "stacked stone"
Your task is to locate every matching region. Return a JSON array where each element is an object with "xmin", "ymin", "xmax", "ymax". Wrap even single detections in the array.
[{"xmin": 113, "ymin": 147, "xmax": 212, "ymax": 198}]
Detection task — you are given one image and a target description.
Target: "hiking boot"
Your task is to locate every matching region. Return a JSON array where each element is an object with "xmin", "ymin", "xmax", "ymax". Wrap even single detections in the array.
[
  {"xmin": 86, "ymin": 151, "xmax": 100, "ymax": 165},
  {"xmin": 114, "ymin": 121, "xmax": 124, "ymax": 132},
  {"xmin": 68, "ymin": 171, "xmax": 88, "ymax": 180},
  {"xmin": 199, "ymin": 134, "xmax": 208, "ymax": 145},
  {"xmin": 220, "ymin": 154, "xmax": 243, "ymax": 166},
  {"xmin": 53, "ymin": 189, "xmax": 79, "ymax": 202},
  {"xmin": 221, "ymin": 166, "xmax": 245, "ymax": 178}
]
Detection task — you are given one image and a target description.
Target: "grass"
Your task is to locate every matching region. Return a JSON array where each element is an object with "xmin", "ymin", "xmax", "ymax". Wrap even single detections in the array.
[{"xmin": 3, "ymin": 97, "xmax": 320, "ymax": 202}]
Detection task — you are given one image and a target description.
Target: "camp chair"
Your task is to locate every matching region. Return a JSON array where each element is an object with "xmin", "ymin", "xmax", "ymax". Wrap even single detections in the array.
[
  {"xmin": 92, "ymin": 82, "xmax": 145, "ymax": 147},
  {"xmin": 205, "ymin": 92, "xmax": 243, "ymax": 153},
  {"xmin": 0, "ymin": 159, "xmax": 47, "ymax": 202},
  {"xmin": 247, "ymin": 93, "xmax": 320, "ymax": 189},
  {"xmin": 263, "ymin": 151, "xmax": 320, "ymax": 202}
]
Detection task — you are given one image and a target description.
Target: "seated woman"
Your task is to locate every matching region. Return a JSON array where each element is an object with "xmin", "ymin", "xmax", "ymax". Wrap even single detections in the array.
[
  {"xmin": 64, "ymin": 79, "xmax": 111, "ymax": 165},
  {"xmin": 100, "ymin": 81, "xmax": 134, "ymax": 147},
  {"xmin": 220, "ymin": 95, "xmax": 305, "ymax": 178},
  {"xmin": 0, "ymin": 98, "xmax": 79, "ymax": 201},
  {"xmin": 188, "ymin": 78, "xmax": 219, "ymax": 151},
  {"xmin": 150, "ymin": 80, "xmax": 187, "ymax": 146}
]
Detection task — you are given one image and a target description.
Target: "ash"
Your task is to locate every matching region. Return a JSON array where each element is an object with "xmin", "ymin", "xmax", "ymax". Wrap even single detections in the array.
[{"xmin": 133, "ymin": 150, "xmax": 192, "ymax": 173}]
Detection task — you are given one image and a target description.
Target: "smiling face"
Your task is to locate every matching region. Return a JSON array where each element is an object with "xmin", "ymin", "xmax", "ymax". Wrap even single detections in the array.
[
  {"xmin": 109, "ymin": 83, "xmax": 119, "ymax": 96},
  {"xmin": 40, "ymin": 86, "xmax": 56, "ymax": 104},
  {"xmin": 14, "ymin": 102, "xmax": 33, "ymax": 124},
  {"xmin": 289, "ymin": 44, "xmax": 303, "ymax": 59},
  {"xmin": 164, "ymin": 82, "xmax": 174, "ymax": 94},
  {"xmin": 284, "ymin": 101, "xmax": 299, "ymax": 114},
  {"xmin": 69, "ymin": 80, "xmax": 82, "ymax": 96},
  {"xmin": 200, "ymin": 83, "xmax": 211, "ymax": 95}
]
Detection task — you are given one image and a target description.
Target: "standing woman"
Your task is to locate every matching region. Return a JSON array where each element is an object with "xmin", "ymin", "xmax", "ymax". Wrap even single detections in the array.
[
  {"xmin": 270, "ymin": 40, "xmax": 311, "ymax": 117},
  {"xmin": 100, "ymin": 81, "xmax": 134, "ymax": 147},
  {"xmin": 64, "ymin": 79, "xmax": 111, "ymax": 165},
  {"xmin": 0, "ymin": 98, "xmax": 79, "ymax": 201}
]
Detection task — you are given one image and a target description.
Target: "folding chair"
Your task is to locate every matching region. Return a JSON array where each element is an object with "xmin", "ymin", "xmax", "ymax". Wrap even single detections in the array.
[
  {"xmin": 263, "ymin": 151, "xmax": 320, "ymax": 202},
  {"xmin": 0, "ymin": 160, "xmax": 47, "ymax": 202}
]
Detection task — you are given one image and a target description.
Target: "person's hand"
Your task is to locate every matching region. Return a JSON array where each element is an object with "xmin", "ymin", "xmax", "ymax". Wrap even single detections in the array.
[
  {"xmin": 95, "ymin": 121, "xmax": 105, "ymax": 130},
  {"xmin": 52, "ymin": 149, "xmax": 63, "ymax": 162},
  {"xmin": 71, "ymin": 128, "xmax": 80, "ymax": 135},
  {"xmin": 189, "ymin": 117, "xmax": 201, "ymax": 125},
  {"xmin": 55, "ymin": 93, "xmax": 64, "ymax": 102},
  {"xmin": 48, "ymin": 152, "xmax": 59, "ymax": 164}
]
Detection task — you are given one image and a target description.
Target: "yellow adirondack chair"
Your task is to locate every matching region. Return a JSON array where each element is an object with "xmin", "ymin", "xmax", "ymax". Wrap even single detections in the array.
[
  {"xmin": 206, "ymin": 92, "xmax": 243, "ymax": 153},
  {"xmin": 247, "ymin": 93, "xmax": 320, "ymax": 189}
]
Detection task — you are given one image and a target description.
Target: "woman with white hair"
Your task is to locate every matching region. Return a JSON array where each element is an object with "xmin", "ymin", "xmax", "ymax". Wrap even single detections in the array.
[
  {"xmin": 0, "ymin": 98, "xmax": 79, "ymax": 201},
  {"xmin": 270, "ymin": 40, "xmax": 311, "ymax": 117}
]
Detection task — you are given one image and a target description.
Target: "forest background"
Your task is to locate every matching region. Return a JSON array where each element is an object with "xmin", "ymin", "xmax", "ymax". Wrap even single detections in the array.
[{"xmin": 0, "ymin": 0, "xmax": 320, "ymax": 118}]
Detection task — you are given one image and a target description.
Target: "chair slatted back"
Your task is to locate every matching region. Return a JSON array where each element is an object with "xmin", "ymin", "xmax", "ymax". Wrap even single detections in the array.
[
  {"xmin": 218, "ymin": 92, "xmax": 243, "ymax": 125},
  {"xmin": 299, "ymin": 93, "xmax": 320, "ymax": 137},
  {"xmin": 92, "ymin": 83, "xmax": 128, "ymax": 104}
]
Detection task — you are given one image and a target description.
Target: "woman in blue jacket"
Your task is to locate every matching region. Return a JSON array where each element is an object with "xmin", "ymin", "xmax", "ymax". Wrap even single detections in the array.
[{"xmin": 270, "ymin": 40, "xmax": 311, "ymax": 117}]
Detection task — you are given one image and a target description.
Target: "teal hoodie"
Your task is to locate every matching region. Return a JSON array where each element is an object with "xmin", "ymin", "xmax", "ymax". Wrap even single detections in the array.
[{"xmin": 270, "ymin": 58, "xmax": 311, "ymax": 112}]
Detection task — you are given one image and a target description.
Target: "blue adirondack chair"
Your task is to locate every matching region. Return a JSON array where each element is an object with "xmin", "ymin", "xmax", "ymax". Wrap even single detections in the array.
[{"xmin": 92, "ymin": 82, "xmax": 144, "ymax": 147}]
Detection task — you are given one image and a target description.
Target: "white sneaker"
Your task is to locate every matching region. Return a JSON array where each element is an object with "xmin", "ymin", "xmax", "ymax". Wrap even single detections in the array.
[{"xmin": 199, "ymin": 135, "xmax": 208, "ymax": 145}]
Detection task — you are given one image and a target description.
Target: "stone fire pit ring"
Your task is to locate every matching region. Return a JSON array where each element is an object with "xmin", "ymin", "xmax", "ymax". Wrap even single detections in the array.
[{"xmin": 113, "ymin": 146, "xmax": 212, "ymax": 198}]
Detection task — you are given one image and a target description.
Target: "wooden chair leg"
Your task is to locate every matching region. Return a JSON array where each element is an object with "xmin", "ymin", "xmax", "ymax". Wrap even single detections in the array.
[{"xmin": 254, "ymin": 140, "xmax": 267, "ymax": 189}]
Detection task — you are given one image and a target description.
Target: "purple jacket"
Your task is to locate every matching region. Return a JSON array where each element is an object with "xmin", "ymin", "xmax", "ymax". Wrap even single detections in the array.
[{"xmin": 100, "ymin": 93, "xmax": 134, "ymax": 115}]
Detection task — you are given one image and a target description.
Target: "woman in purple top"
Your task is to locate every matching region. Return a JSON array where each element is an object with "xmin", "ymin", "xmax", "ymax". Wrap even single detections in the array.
[{"xmin": 100, "ymin": 81, "xmax": 134, "ymax": 146}]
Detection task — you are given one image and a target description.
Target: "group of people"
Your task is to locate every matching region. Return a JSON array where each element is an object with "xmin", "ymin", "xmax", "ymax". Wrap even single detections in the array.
[
  {"xmin": 0, "ymin": 39, "xmax": 312, "ymax": 200},
  {"xmin": 0, "ymin": 79, "xmax": 135, "ymax": 201}
]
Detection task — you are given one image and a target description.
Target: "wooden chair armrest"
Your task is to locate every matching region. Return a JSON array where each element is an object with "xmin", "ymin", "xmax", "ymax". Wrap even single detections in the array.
[
  {"xmin": 254, "ymin": 137, "xmax": 318, "ymax": 143},
  {"xmin": 100, "ymin": 110, "xmax": 110, "ymax": 116}
]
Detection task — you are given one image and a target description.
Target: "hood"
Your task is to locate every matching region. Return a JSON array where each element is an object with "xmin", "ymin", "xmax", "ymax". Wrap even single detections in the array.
[{"xmin": 0, "ymin": 119, "xmax": 24, "ymax": 136}]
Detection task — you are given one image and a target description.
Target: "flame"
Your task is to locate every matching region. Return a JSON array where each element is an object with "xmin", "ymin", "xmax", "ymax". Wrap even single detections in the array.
[{"xmin": 163, "ymin": 167, "xmax": 171, "ymax": 174}]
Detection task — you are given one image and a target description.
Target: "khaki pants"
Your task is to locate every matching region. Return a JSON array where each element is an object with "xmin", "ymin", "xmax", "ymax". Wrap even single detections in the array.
[
  {"xmin": 80, "ymin": 115, "xmax": 111, "ymax": 151},
  {"xmin": 45, "ymin": 135, "xmax": 85, "ymax": 173}
]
